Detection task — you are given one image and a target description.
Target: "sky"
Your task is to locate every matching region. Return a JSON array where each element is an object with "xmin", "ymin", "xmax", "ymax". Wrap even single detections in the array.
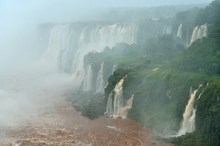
[
  {"xmin": 0, "ymin": 0, "xmax": 213, "ymax": 8},
  {"xmin": 0, "ymin": 0, "xmax": 213, "ymax": 61},
  {"xmin": 0, "ymin": 0, "xmax": 214, "ymax": 127},
  {"xmin": 0, "ymin": 0, "xmax": 213, "ymax": 37},
  {"xmin": 55, "ymin": 0, "xmax": 213, "ymax": 7},
  {"xmin": 0, "ymin": 0, "xmax": 213, "ymax": 24}
]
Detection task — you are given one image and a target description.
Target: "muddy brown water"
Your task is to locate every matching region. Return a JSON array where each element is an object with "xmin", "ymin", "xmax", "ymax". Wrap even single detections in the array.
[{"xmin": 1, "ymin": 97, "xmax": 172, "ymax": 146}]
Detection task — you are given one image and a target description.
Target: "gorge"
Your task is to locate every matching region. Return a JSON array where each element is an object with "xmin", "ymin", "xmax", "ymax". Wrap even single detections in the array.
[{"xmin": 1, "ymin": 1, "xmax": 220, "ymax": 146}]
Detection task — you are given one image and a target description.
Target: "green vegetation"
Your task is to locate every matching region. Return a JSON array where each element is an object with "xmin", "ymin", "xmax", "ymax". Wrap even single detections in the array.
[{"xmin": 67, "ymin": 0, "xmax": 220, "ymax": 145}]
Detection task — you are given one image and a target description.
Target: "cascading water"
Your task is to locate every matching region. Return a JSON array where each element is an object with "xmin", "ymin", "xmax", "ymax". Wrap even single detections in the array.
[
  {"xmin": 190, "ymin": 24, "xmax": 207, "ymax": 44},
  {"xmin": 177, "ymin": 85, "xmax": 202, "ymax": 136},
  {"xmin": 71, "ymin": 23, "xmax": 137, "ymax": 85},
  {"xmin": 177, "ymin": 24, "xmax": 183, "ymax": 38},
  {"xmin": 82, "ymin": 64, "xmax": 93, "ymax": 91},
  {"xmin": 42, "ymin": 25, "xmax": 73, "ymax": 70},
  {"xmin": 118, "ymin": 94, "xmax": 134, "ymax": 119},
  {"xmin": 96, "ymin": 63, "xmax": 104, "ymax": 93},
  {"xmin": 42, "ymin": 23, "xmax": 137, "ymax": 89},
  {"xmin": 161, "ymin": 26, "xmax": 172, "ymax": 35},
  {"xmin": 105, "ymin": 78, "xmax": 134, "ymax": 119},
  {"xmin": 190, "ymin": 26, "xmax": 199, "ymax": 44},
  {"xmin": 201, "ymin": 25, "xmax": 208, "ymax": 37},
  {"xmin": 113, "ymin": 79, "xmax": 124, "ymax": 118},
  {"xmin": 106, "ymin": 93, "xmax": 113, "ymax": 116}
]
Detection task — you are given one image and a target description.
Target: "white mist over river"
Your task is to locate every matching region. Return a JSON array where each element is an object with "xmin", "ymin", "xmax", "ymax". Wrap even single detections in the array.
[{"xmin": 0, "ymin": 0, "xmax": 213, "ymax": 145}]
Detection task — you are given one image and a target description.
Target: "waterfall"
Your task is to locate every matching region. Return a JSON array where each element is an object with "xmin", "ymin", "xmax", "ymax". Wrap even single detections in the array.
[
  {"xmin": 177, "ymin": 85, "xmax": 202, "ymax": 136},
  {"xmin": 190, "ymin": 26, "xmax": 199, "ymax": 44},
  {"xmin": 96, "ymin": 63, "xmax": 104, "ymax": 93},
  {"xmin": 105, "ymin": 93, "xmax": 113, "ymax": 116},
  {"xmin": 190, "ymin": 24, "xmax": 207, "ymax": 44},
  {"xmin": 201, "ymin": 25, "xmax": 208, "ymax": 37},
  {"xmin": 177, "ymin": 24, "xmax": 183, "ymax": 38},
  {"xmin": 113, "ymin": 78, "xmax": 124, "ymax": 117},
  {"xmin": 82, "ymin": 64, "xmax": 93, "ymax": 91},
  {"xmin": 71, "ymin": 23, "xmax": 137, "ymax": 85},
  {"xmin": 162, "ymin": 26, "xmax": 171, "ymax": 35},
  {"xmin": 42, "ymin": 25, "xmax": 73, "ymax": 70},
  {"xmin": 105, "ymin": 78, "xmax": 134, "ymax": 119},
  {"xmin": 118, "ymin": 94, "xmax": 134, "ymax": 119},
  {"xmin": 42, "ymin": 23, "xmax": 137, "ymax": 89}
]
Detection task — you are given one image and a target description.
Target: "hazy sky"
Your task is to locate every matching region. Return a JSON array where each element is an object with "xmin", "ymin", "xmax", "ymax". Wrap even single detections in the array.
[
  {"xmin": 0, "ymin": 0, "xmax": 213, "ymax": 49},
  {"xmin": 0, "ymin": 0, "xmax": 213, "ymax": 23},
  {"xmin": 0, "ymin": 0, "xmax": 213, "ymax": 26},
  {"xmin": 48, "ymin": 0, "xmax": 213, "ymax": 7},
  {"xmin": 0, "ymin": 0, "xmax": 213, "ymax": 8}
]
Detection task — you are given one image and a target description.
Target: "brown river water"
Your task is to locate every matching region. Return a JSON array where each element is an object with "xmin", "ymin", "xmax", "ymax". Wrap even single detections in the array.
[{"xmin": 1, "ymin": 97, "xmax": 172, "ymax": 146}]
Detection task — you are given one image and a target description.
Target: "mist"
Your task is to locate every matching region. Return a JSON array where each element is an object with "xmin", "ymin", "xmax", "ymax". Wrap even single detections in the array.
[
  {"xmin": 0, "ymin": 0, "xmax": 212, "ymax": 128},
  {"xmin": 0, "ymin": 0, "xmax": 217, "ymax": 145}
]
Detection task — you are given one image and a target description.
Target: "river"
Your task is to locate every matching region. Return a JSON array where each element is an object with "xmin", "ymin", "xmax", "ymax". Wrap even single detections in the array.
[{"xmin": 1, "ymin": 96, "xmax": 172, "ymax": 146}]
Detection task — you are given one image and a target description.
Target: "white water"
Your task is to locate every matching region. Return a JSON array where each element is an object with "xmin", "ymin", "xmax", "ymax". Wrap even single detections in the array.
[
  {"xmin": 42, "ymin": 23, "xmax": 137, "ymax": 89},
  {"xmin": 177, "ymin": 85, "xmax": 201, "ymax": 136},
  {"xmin": 190, "ymin": 24, "xmax": 207, "ymax": 44},
  {"xmin": 196, "ymin": 93, "xmax": 203, "ymax": 101},
  {"xmin": 113, "ymin": 79, "xmax": 124, "ymax": 118},
  {"xmin": 82, "ymin": 64, "xmax": 93, "ymax": 91},
  {"xmin": 105, "ymin": 78, "xmax": 134, "ymax": 119},
  {"xmin": 42, "ymin": 25, "xmax": 73, "ymax": 70},
  {"xmin": 96, "ymin": 63, "xmax": 104, "ymax": 93},
  {"xmin": 106, "ymin": 125, "xmax": 120, "ymax": 131},
  {"xmin": 162, "ymin": 26, "xmax": 172, "ymax": 35},
  {"xmin": 177, "ymin": 24, "xmax": 183, "ymax": 38},
  {"xmin": 106, "ymin": 93, "xmax": 114, "ymax": 116},
  {"xmin": 152, "ymin": 67, "xmax": 159, "ymax": 72},
  {"xmin": 117, "ymin": 94, "xmax": 134, "ymax": 119}
]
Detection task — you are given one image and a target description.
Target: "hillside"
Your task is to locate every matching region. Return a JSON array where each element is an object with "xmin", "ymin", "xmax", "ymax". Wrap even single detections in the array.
[{"xmin": 67, "ymin": 0, "xmax": 220, "ymax": 145}]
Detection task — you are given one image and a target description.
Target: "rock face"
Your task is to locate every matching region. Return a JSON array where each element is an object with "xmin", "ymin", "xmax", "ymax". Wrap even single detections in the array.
[
  {"xmin": 105, "ymin": 78, "xmax": 134, "ymax": 119},
  {"xmin": 41, "ymin": 23, "xmax": 138, "ymax": 90}
]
